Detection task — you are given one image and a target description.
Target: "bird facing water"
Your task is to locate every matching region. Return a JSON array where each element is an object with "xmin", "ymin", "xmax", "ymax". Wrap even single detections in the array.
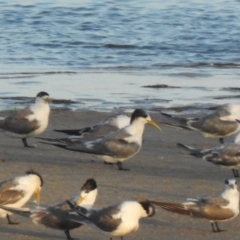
[{"xmin": 0, "ymin": 91, "xmax": 51, "ymax": 147}]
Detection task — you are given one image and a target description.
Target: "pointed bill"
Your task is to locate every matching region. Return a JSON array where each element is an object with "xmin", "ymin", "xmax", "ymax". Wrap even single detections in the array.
[
  {"xmin": 35, "ymin": 189, "xmax": 41, "ymax": 205},
  {"xmin": 147, "ymin": 120, "xmax": 161, "ymax": 131},
  {"xmin": 77, "ymin": 196, "xmax": 85, "ymax": 205}
]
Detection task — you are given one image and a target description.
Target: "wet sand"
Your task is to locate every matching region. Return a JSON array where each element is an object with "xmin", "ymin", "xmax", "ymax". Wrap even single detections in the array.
[{"xmin": 0, "ymin": 109, "xmax": 239, "ymax": 240}]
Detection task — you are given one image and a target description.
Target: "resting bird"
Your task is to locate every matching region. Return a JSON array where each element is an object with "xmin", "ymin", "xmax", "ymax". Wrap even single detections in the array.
[
  {"xmin": 0, "ymin": 178, "xmax": 97, "ymax": 240},
  {"xmin": 161, "ymin": 103, "xmax": 240, "ymax": 144},
  {"xmin": 0, "ymin": 91, "xmax": 51, "ymax": 147},
  {"xmin": 54, "ymin": 114, "xmax": 130, "ymax": 140},
  {"xmin": 177, "ymin": 132, "xmax": 240, "ymax": 177},
  {"xmin": 0, "ymin": 170, "xmax": 43, "ymax": 224},
  {"xmin": 151, "ymin": 179, "xmax": 239, "ymax": 232},
  {"xmin": 40, "ymin": 109, "xmax": 161, "ymax": 170},
  {"xmin": 67, "ymin": 198, "xmax": 155, "ymax": 240}
]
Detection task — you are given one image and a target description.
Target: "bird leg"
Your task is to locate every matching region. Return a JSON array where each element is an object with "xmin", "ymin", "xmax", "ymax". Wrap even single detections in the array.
[
  {"xmin": 219, "ymin": 138, "xmax": 224, "ymax": 144},
  {"xmin": 214, "ymin": 222, "xmax": 224, "ymax": 232},
  {"xmin": 232, "ymin": 169, "xmax": 239, "ymax": 178},
  {"xmin": 117, "ymin": 162, "xmax": 129, "ymax": 171},
  {"xmin": 22, "ymin": 138, "xmax": 36, "ymax": 148},
  {"xmin": 7, "ymin": 214, "xmax": 19, "ymax": 225},
  {"xmin": 211, "ymin": 222, "xmax": 224, "ymax": 233},
  {"xmin": 64, "ymin": 230, "xmax": 77, "ymax": 240},
  {"xmin": 211, "ymin": 222, "xmax": 216, "ymax": 232}
]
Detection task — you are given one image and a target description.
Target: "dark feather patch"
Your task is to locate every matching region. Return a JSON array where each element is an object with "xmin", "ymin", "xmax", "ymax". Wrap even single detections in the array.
[{"xmin": 36, "ymin": 92, "xmax": 49, "ymax": 98}]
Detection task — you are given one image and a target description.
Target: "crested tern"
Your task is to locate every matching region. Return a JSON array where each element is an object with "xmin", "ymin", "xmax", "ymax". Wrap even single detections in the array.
[
  {"xmin": 67, "ymin": 198, "xmax": 155, "ymax": 239},
  {"xmin": 0, "ymin": 178, "xmax": 97, "ymax": 240},
  {"xmin": 0, "ymin": 91, "xmax": 51, "ymax": 147},
  {"xmin": 40, "ymin": 109, "xmax": 161, "ymax": 170},
  {"xmin": 0, "ymin": 170, "xmax": 43, "ymax": 224},
  {"xmin": 161, "ymin": 103, "xmax": 240, "ymax": 144},
  {"xmin": 177, "ymin": 132, "xmax": 240, "ymax": 177},
  {"xmin": 151, "ymin": 179, "xmax": 239, "ymax": 232}
]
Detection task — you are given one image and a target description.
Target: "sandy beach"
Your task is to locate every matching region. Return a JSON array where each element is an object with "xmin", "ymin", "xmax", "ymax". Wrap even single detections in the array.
[{"xmin": 0, "ymin": 109, "xmax": 240, "ymax": 240}]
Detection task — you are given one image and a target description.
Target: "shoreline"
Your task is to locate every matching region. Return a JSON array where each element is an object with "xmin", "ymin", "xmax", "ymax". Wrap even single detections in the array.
[
  {"xmin": 0, "ymin": 109, "xmax": 239, "ymax": 240},
  {"xmin": 1, "ymin": 71, "xmax": 240, "ymax": 114}
]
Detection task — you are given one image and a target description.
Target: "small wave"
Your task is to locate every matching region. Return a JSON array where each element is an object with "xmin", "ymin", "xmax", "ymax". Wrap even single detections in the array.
[
  {"xmin": 104, "ymin": 44, "xmax": 137, "ymax": 49},
  {"xmin": 152, "ymin": 62, "xmax": 240, "ymax": 69}
]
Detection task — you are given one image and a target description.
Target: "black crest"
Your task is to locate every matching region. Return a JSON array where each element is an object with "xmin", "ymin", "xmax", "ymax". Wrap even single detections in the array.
[
  {"xmin": 81, "ymin": 178, "xmax": 97, "ymax": 192},
  {"xmin": 130, "ymin": 109, "xmax": 148, "ymax": 123},
  {"xmin": 26, "ymin": 169, "xmax": 44, "ymax": 187},
  {"xmin": 36, "ymin": 92, "xmax": 49, "ymax": 98},
  {"xmin": 139, "ymin": 199, "xmax": 155, "ymax": 217}
]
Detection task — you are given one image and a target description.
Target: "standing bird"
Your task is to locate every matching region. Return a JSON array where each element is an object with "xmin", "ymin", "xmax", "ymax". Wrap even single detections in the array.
[
  {"xmin": 67, "ymin": 198, "xmax": 155, "ymax": 239},
  {"xmin": 54, "ymin": 114, "xmax": 130, "ymax": 140},
  {"xmin": 0, "ymin": 91, "xmax": 51, "ymax": 147},
  {"xmin": 40, "ymin": 109, "xmax": 161, "ymax": 170},
  {"xmin": 0, "ymin": 170, "xmax": 43, "ymax": 224},
  {"xmin": 161, "ymin": 103, "xmax": 240, "ymax": 144},
  {"xmin": 151, "ymin": 179, "xmax": 239, "ymax": 232},
  {"xmin": 0, "ymin": 178, "xmax": 97, "ymax": 240},
  {"xmin": 176, "ymin": 132, "xmax": 240, "ymax": 178}
]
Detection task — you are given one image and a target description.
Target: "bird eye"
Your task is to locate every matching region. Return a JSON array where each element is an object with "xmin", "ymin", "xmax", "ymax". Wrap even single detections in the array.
[{"xmin": 225, "ymin": 179, "xmax": 229, "ymax": 185}]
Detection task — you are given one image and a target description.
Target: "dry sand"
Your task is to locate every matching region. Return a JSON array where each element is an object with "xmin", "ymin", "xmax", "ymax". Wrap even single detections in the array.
[{"xmin": 0, "ymin": 109, "xmax": 239, "ymax": 240}]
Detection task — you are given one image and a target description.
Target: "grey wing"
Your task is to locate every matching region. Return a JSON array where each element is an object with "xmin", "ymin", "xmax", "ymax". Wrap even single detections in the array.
[
  {"xmin": 204, "ymin": 143, "xmax": 240, "ymax": 166},
  {"xmin": 184, "ymin": 196, "xmax": 232, "ymax": 220},
  {"xmin": 0, "ymin": 190, "xmax": 24, "ymax": 205},
  {"xmin": 0, "ymin": 108, "xmax": 40, "ymax": 134},
  {"xmin": 89, "ymin": 206, "xmax": 122, "ymax": 232},
  {"xmin": 65, "ymin": 130, "xmax": 140, "ymax": 158},
  {"xmin": 82, "ymin": 124, "xmax": 120, "ymax": 140},
  {"xmin": 31, "ymin": 206, "xmax": 83, "ymax": 230},
  {"xmin": 103, "ymin": 138, "xmax": 140, "ymax": 158},
  {"xmin": 0, "ymin": 180, "xmax": 24, "ymax": 205},
  {"xmin": 99, "ymin": 128, "xmax": 141, "ymax": 157},
  {"xmin": 193, "ymin": 195, "xmax": 229, "ymax": 207},
  {"xmin": 190, "ymin": 111, "xmax": 239, "ymax": 136},
  {"xmin": 82, "ymin": 138, "xmax": 139, "ymax": 158},
  {"xmin": 218, "ymin": 144, "xmax": 240, "ymax": 165}
]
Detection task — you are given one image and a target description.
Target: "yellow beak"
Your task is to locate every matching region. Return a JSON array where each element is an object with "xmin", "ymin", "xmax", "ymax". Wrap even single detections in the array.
[
  {"xmin": 77, "ymin": 196, "xmax": 85, "ymax": 206},
  {"xmin": 147, "ymin": 120, "xmax": 162, "ymax": 131},
  {"xmin": 44, "ymin": 98, "xmax": 52, "ymax": 104},
  {"xmin": 35, "ymin": 189, "xmax": 41, "ymax": 205}
]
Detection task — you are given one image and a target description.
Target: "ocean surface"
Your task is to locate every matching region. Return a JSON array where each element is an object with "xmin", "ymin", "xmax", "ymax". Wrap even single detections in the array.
[{"xmin": 1, "ymin": 0, "xmax": 240, "ymax": 113}]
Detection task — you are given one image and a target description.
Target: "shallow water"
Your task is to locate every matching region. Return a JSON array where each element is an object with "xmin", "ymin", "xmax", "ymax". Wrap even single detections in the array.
[
  {"xmin": 1, "ymin": 0, "xmax": 240, "ymax": 112},
  {"xmin": 1, "ymin": 71, "xmax": 240, "ymax": 114}
]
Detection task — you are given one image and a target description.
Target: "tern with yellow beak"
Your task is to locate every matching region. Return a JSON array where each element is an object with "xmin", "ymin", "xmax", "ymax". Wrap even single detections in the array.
[
  {"xmin": 0, "ymin": 170, "xmax": 43, "ymax": 224},
  {"xmin": 40, "ymin": 109, "xmax": 161, "ymax": 170},
  {"xmin": 0, "ymin": 91, "xmax": 51, "ymax": 147},
  {"xmin": 0, "ymin": 178, "xmax": 97, "ymax": 240}
]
